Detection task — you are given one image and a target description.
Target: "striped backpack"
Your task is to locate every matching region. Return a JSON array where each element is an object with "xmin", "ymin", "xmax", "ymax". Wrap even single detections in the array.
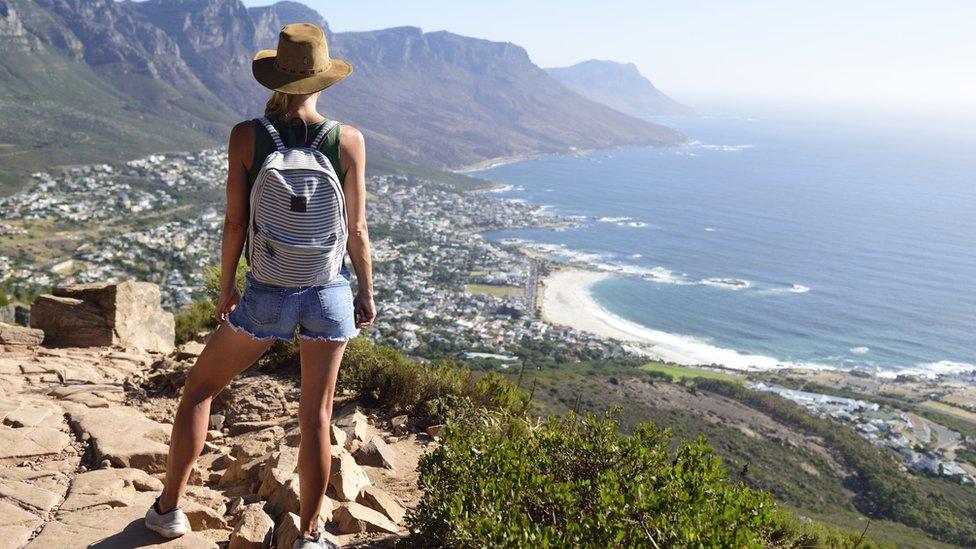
[{"xmin": 247, "ymin": 117, "xmax": 347, "ymax": 287}]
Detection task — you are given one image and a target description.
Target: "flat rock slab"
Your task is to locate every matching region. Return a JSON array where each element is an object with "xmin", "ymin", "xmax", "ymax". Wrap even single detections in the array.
[
  {"xmin": 0, "ymin": 323, "xmax": 44, "ymax": 347},
  {"xmin": 0, "ymin": 425, "xmax": 71, "ymax": 459},
  {"xmin": 66, "ymin": 405, "xmax": 170, "ymax": 472},
  {"xmin": 0, "ymin": 470, "xmax": 65, "ymax": 513},
  {"xmin": 2, "ymin": 398, "xmax": 63, "ymax": 428},
  {"xmin": 0, "ymin": 499, "xmax": 44, "ymax": 549},
  {"xmin": 59, "ymin": 468, "xmax": 162, "ymax": 512},
  {"xmin": 357, "ymin": 485, "xmax": 406, "ymax": 524},
  {"xmin": 27, "ymin": 491, "xmax": 216, "ymax": 548}
]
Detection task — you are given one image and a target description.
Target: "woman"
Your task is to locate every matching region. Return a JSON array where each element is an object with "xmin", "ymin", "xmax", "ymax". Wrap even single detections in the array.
[{"xmin": 145, "ymin": 23, "xmax": 375, "ymax": 549}]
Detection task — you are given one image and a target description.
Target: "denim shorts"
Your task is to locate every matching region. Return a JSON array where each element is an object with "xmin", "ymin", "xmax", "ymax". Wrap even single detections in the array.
[{"xmin": 227, "ymin": 267, "xmax": 359, "ymax": 341}]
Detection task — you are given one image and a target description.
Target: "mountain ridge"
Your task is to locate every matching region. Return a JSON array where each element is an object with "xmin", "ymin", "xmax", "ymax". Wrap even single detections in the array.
[
  {"xmin": 0, "ymin": 0, "xmax": 685, "ymax": 193},
  {"xmin": 547, "ymin": 59, "xmax": 693, "ymax": 118}
]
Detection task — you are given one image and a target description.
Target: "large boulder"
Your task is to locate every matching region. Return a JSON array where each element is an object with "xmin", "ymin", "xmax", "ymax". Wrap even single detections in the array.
[
  {"xmin": 30, "ymin": 280, "xmax": 174, "ymax": 353},
  {"xmin": 329, "ymin": 447, "xmax": 370, "ymax": 501},
  {"xmin": 353, "ymin": 436, "xmax": 397, "ymax": 470},
  {"xmin": 0, "ymin": 322, "xmax": 43, "ymax": 347},
  {"xmin": 228, "ymin": 504, "xmax": 274, "ymax": 549},
  {"xmin": 333, "ymin": 501, "xmax": 399, "ymax": 534},
  {"xmin": 356, "ymin": 486, "xmax": 406, "ymax": 524}
]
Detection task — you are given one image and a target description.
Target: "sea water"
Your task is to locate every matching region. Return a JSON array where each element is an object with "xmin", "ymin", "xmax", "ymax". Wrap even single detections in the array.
[{"xmin": 477, "ymin": 111, "xmax": 976, "ymax": 375}]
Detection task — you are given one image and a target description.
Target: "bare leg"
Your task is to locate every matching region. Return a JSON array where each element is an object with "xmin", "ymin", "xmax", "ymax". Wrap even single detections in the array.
[
  {"xmin": 297, "ymin": 338, "xmax": 347, "ymax": 536},
  {"xmin": 158, "ymin": 324, "xmax": 274, "ymax": 511}
]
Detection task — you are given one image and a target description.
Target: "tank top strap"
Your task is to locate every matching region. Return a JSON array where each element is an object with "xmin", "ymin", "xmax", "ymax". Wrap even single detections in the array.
[{"xmin": 316, "ymin": 120, "xmax": 343, "ymax": 185}]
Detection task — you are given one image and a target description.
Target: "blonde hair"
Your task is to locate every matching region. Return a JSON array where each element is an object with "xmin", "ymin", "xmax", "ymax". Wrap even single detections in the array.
[{"xmin": 264, "ymin": 91, "xmax": 291, "ymax": 119}]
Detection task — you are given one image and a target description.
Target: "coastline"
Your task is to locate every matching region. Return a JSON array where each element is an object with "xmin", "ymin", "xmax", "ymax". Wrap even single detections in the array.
[
  {"xmin": 540, "ymin": 268, "xmax": 830, "ymax": 372},
  {"xmin": 538, "ymin": 268, "xmax": 976, "ymax": 379},
  {"xmin": 454, "ymin": 153, "xmax": 541, "ymax": 174}
]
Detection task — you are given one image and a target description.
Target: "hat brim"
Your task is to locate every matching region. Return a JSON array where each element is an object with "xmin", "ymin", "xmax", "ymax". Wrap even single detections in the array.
[{"xmin": 252, "ymin": 49, "xmax": 353, "ymax": 94}]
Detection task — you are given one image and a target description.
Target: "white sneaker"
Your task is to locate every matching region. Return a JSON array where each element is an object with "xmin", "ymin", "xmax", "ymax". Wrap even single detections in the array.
[
  {"xmin": 144, "ymin": 497, "xmax": 190, "ymax": 538},
  {"xmin": 293, "ymin": 531, "xmax": 340, "ymax": 549}
]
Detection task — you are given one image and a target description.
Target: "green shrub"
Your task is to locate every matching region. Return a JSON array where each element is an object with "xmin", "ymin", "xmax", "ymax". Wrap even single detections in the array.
[
  {"xmin": 338, "ymin": 338, "xmax": 529, "ymax": 423},
  {"xmin": 174, "ymin": 299, "xmax": 217, "ymax": 345},
  {"xmin": 409, "ymin": 410, "xmax": 808, "ymax": 548},
  {"xmin": 174, "ymin": 261, "xmax": 249, "ymax": 346}
]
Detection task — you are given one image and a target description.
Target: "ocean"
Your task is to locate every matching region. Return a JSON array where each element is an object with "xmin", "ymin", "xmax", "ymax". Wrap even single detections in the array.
[{"xmin": 476, "ymin": 111, "xmax": 976, "ymax": 376}]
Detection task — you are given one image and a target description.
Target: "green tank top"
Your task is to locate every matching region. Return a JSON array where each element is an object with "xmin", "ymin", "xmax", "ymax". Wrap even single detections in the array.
[{"xmin": 248, "ymin": 117, "xmax": 344, "ymax": 187}]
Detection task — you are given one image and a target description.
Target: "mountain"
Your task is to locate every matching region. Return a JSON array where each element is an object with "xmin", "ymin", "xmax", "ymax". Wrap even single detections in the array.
[
  {"xmin": 323, "ymin": 28, "xmax": 685, "ymax": 168},
  {"xmin": 0, "ymin": 0, "xmax": 686, "ymax": 193},
  {"xmin": 0, "ymin": 0, "xmax": 237, "ymax": 191},
  {"xmin": 547, "ymin": 59, "xmax": 693, "ymax": 118}
]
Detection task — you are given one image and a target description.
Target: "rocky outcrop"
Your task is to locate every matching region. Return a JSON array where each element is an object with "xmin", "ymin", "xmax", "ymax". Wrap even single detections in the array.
[
  {"xmin": 30, "ymin": 280, "xmax": 175, "ymax": 353},
  {"xmin": 0, "ymin": 343, "xmax": 422, "ymax": 546}
]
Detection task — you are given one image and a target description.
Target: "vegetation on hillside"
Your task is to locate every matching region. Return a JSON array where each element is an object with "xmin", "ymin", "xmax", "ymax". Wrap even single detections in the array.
[
  {"xmin": 695, "ymin": 379, "xmax": 976, "ymax": 547},
  {"xmin": 409, "ymin": 409, "xmax": 878, "ymax": 548}
]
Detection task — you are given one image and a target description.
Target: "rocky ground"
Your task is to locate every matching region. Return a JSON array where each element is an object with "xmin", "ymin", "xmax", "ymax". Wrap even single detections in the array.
[{"xmin": 0, "ymin": 337, "xmax": 432, "ymax": 548}]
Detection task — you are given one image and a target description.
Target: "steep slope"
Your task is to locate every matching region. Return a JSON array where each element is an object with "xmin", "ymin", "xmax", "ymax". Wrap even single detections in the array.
[
  {"xmin": 133, "ymin": 0, "xmax": 261, "ymax": 115},
  {"xmin": 0, "ymin": 0, "xmax": 236, "ymax": 192},
  {"xmin": 547, "ymin": 59, "xmax": 693, "ymax": 118},
  {"xmin": 325, "ymin": 28, "xmax": 686, "ymax": 168}
]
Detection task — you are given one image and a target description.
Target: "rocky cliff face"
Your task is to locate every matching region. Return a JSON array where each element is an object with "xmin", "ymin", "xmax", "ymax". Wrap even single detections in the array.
[
  {"xmin": 547, "ymin": 59, "xmax": 694, "ymax": 118},
  {"xmin": 0, "ymin": 0, "xmax": 685, "ymax": 188},
  {"xmin": 249, "ymin": 0, "xmax": 332, "ymax": 49}
]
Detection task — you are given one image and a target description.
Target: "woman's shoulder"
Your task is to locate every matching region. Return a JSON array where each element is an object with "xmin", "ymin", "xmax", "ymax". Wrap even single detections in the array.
[
  {"xmin": 231, "ymin": 119, "xmax": 258, "ymax": 141},
  {"xmin": 338, "ymin": 124, "xmax": 364, "ymax": 151}
]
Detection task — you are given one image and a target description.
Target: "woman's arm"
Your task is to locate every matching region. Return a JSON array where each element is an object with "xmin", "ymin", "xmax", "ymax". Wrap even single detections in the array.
[
  {"xmin": 215, "ymin": 121, "xmax": 254, "ymax": 322},
  {"xmin": 339, "ymin": 125, "xmax": 376, "ymax": 329}
]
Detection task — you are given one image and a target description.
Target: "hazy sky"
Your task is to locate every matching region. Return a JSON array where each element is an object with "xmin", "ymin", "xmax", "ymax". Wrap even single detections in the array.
[{"xmin": 244, "ymin": 1, "xmax": 976, "ymax": 115}]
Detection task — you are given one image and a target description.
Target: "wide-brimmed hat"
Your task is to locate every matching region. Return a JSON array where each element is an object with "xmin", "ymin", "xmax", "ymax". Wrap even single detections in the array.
[{"xmin": 252, "ymin": 23, "xmax": 352, "ymax": 94}]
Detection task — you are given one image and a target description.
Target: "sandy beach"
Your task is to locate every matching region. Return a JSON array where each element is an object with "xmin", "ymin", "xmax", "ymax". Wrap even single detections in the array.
[{"xmin": 540, "ymin": 268, "xmax": 823, "ymax": 371}]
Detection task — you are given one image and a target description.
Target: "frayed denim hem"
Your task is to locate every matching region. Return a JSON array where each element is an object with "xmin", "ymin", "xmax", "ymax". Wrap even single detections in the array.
[
  {"xmin": 297, "ymin": 329, "xmax": 360, "ymax": 342},
  {"xmin": 224, "ymin": 317, "xmax": 289, "ymax": 341}
]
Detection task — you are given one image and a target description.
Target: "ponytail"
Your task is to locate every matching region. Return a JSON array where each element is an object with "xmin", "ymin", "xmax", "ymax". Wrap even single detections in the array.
[{"xmin": 264, "ymin": 91, "xmax": 290, "ymax": 119}]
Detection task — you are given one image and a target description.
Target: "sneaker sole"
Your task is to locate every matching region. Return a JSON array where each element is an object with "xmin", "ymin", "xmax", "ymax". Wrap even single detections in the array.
[{"xmin": 145, "ymin": 518, "xmax": 188, "ymax": 539}]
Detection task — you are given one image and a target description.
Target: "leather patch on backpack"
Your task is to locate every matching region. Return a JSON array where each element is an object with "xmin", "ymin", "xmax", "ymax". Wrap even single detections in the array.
[{"xmin": 290, "ymin": 195, "xmax": 308, "ymax": 213}]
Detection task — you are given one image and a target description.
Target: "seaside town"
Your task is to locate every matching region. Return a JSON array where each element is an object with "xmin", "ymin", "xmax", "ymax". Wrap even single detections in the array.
[
  {"xmin": 2, "ymin": 147, "xmax": 974, "ymax": 492},
  {"xmin": 751, "ymin": 382, "xmax": 976, "ymax": 485},
  {"xmin": 0, "ymin": 149, "xmax": 624, "ymax": 363}
]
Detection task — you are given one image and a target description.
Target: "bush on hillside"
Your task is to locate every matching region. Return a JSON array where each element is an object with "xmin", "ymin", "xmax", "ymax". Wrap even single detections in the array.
[
  {"xmin": 173, "ymin": 262, "xmax": 249, "ymax": 345},
  {"xmin": 338, "ymin": 337, "xmax": 528, "ymax": 423},
  {"xmin": 408, "ymin": 409, "xmax": 869, "ymax": 548},
  {"xmin": 174, "ymin": 299, "xmax": 216, "ymax": 345}
]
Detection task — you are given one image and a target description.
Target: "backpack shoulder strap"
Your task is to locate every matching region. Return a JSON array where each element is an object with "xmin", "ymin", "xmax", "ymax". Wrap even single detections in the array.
[
  {"xmin": 256, "ymin": 117, "xmax": 286, "ymax": 152},
  {"xmin": 310, "ymin": 119, "xmax": 340, "ymax": 150}
]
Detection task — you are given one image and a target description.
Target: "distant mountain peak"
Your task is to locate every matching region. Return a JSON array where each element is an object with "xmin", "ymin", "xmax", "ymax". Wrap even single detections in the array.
[{"xmin": 547, "ymin": 59, "xmax": 693, "ymax": 118}]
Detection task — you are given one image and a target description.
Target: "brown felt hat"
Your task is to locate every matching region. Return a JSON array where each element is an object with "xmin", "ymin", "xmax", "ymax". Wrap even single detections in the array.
[{"xmin": 252, "ymin": 23, "xmax": 352, "ymax": 94}]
